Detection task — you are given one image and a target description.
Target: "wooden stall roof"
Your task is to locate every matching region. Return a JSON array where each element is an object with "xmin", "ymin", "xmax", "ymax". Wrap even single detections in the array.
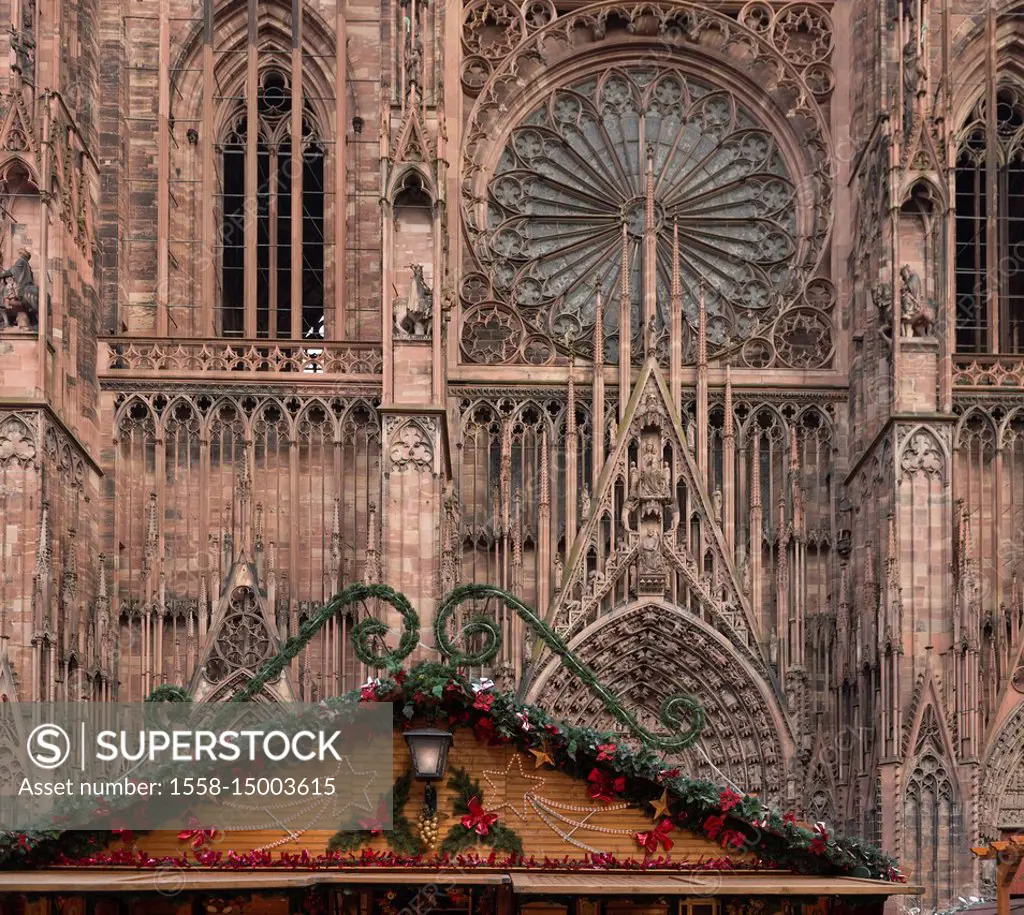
[
  {"xmin": 0, "ymin": 868, "xmax": 921, "ymax": 896},
  {"xmin": 507, "ymin": 872, "xmax": 924, "ymax": 896}
]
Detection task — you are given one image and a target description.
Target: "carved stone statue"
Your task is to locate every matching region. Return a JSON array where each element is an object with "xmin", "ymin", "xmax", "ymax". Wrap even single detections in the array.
[
  {"xmin": 11, "ymin": 4, "xmax": 36, "ymax": 84},
  {"xmin": 735, "ymin": 543, "xmax": 750, "ymax": 595},
  {"xmin": 898, "ymin": 264, "xmax": 935, "ymax": 337},
  {"xmin": 685, "ymin": 417, "xmax": 696, "ymax": 453},
  {"xmin": 901, "ymin": 36, "xmax": 927, "ymax": 136},
  {"xmin": 712, "ymin": 488, "xmax": 723, "ymax": 524},
  {"xmin": 0, "ymin": 247, "xmax": 39, "ymax": 330},
  {"xmin": 872, "ymin": 281, "xmax": 893, "ymax": 341},
  {"xmin": 637, "ymin": 442, "xmax": 668, "ymax": 500},
  {"xmin": 394, "ymin": 264, "xmax": 432, "ymax": 337},
  {"xmin": 638, "ymin": 527, "xmax": 662, "ymax": 574},
  {"xmin": 405, "ymin": 37, "xmax": 424, "ymax": 98},
  {"xmin": 581, "ymin": 485, "xmax": 591, "ymax": 520}
]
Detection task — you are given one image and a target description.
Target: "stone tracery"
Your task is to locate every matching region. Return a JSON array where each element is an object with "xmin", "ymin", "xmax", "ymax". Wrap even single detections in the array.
[
  {"xmin": 529, "ymin": 602, "xmax": 789, "ymax": 802},
  {"xmin": 479, "ymin": 66, "xmax": 800, "ymax": 363}
]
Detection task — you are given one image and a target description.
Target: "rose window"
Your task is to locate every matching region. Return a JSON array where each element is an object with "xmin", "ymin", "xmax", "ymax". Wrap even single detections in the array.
[{"xmin": 480, "ymin": 67, "xmax": 803, "ymax": 362}]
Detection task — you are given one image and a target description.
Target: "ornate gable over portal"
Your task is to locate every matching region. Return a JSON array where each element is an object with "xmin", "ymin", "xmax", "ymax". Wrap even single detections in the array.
[
  {"xmin": 550, "ymin": 358, "xmax": 760, "ymax": 661},
  {"xmin": 529, "ymin": 359, "xmax": 792, "ymax": 802}
]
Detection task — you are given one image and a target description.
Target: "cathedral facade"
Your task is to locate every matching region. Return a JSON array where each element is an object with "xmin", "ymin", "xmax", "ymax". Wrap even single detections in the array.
[{"xmin": 0, "ymin": 0, "xmax": 1022, "ymax": 907}]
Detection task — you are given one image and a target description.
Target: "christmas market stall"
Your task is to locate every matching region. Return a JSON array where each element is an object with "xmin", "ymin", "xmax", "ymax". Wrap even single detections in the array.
[{"xmin": 0, "ymin": 586, "xmax": 920, "ymax": 915}]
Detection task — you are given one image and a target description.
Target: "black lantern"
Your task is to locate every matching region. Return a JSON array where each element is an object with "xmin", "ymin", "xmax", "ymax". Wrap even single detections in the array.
[
  {"xmin": 404, "ymin": 728, "xmax": 452, "ymax": 814},
  {"xmin": 404, "ymin": 728, "xmax": 452, "ymax": 780}
]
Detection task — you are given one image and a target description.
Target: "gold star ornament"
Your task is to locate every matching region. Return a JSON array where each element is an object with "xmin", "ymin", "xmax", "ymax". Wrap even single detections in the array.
[{"xmin": 649, "ymin": 789, "xmax": 671, "ymax": 820}]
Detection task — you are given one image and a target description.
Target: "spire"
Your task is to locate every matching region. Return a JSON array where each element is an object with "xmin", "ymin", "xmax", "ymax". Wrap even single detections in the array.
[
  {"xmin": 697, "ymin": 282, "xmax": 707, "ymax": 369},
  {"xmin": 669, "ymin": 219, "xmax": 682, "ymax": 408},
  {"xmin": 643, "ymin": 145, "xmax": 658, "ymax": 353},
  {"xmin": 696, "ymin": 282, "xmax": 708, "ymax": 483},
  {"xmin": 35, "ymin": 499, "xmax": 51, "ymax": 578},
  {"xmin": 724, "ymin": 366, "xmax": 734, "ymax": 439},
  {"xmin": 566, "ymin": 352, "xmax": 577, "ymax": 440},
  {"xmin": 540, "ymin": 427, "xmax": 550, "ymax": 507},
  {"xmin": 618, "ymin": 222, "xmax": 631, "ymax": 419},
  {"xmin": 144, "ymin": 492, "xmax": 158, "ymax": 572},
  {"xmin": 365, "ymin": 502, "xmax": 380, "ymax": 583},
  {"xmin": 750, "ymin": 437, "xmax": 762, "ymax": 510},
  {"xmin": 592, "ymin": 284, "xmax": 606, "ymax": 487}
]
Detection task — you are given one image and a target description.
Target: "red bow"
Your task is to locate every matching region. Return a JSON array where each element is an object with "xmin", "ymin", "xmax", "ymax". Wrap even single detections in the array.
[
  {"xmin": 461, "ymin": 795, "xmax": 498, "ymax": 836},
  {"xmin": 635, "ymin": 818, "xmax": 674, "ymax": 853},
  {"xmin": 359, "ymin": 801, "xmax": 389, "ymax": 835},
  {"xmin": 587, "ymin": 768, "xmax": 625, "ymax": 803},
  {"xmin": 178, "ymin": 817, "xmax": 217, "ymax": 849}
]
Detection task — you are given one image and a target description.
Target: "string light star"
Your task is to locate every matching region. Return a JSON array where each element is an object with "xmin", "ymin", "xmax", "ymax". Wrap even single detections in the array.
[{"xmin": 483, "ymin": 753, "xmax": 547, "ymax": 821}]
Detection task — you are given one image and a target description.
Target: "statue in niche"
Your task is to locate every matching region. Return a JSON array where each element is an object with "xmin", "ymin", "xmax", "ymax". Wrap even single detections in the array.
[
  {"xmin": 581, "ymin": 485, "xmax": 591, "ymax": 520},
  {"xmin": 902, "ymin": 37, "xmax": 927, "ymax": 135},
  {"xmin": 0, "ymin": 247, "xmax": 38, "ymax": 329},
  {"xmin": 685, "ymin": 417, "xmax": 696, "ymax": 453},
  {"xmin": 735, "ymin": 543, "xmax": 750, "ymax": 595},
  {"xmin": 11, "ymin": 3, "xmax": 36, "ymax": 84},
  {"xmin": 898, "ymin": 264, "xmax": 935, "ymax": 337},
  {"xmin": 405, "ymin": 36, "xmax": 424, "ymax": 99},
  {"xmin": 872, "ymin": 281, "xmax": 893, "ymax": 342},
  {"xmin": 637, "ymin": 441, "xmax": 668, "ymax": 500},
  {"xmin": 394, "ymin": 264, "xmax": 432, "ymax": 337},
  {"xmin": 712, "ymin": 488, "xmax": 723, "ymax": 524},
  {"xmin": 638, "ymin": 527, "xmax": 663, "ymax": 574}
]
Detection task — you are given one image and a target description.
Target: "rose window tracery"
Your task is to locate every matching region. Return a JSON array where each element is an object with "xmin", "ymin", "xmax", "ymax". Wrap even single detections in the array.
[{"xmin": 477, "ymin": 66, "xmax": 803, "ymax": 364}]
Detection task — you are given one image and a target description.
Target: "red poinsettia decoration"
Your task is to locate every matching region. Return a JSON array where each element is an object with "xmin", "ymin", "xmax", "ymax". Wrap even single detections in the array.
[
  {"xmin": 460, "ymin": 796, "xmax": 499, "ymax": 836},
  {"xmin": 719, "ymin": 788, "xmax": 742, "ymax": 812},
  {"xmin": 178, "ymin": 817, "xmax": 218, "ymax": 849},
  {"xmin": 703, "ymin": 814, "xmax": 727, "ymax": 841},
  {"xmin": 473, "ymin": 692, "xmax": 494, "ymax": 712},
  {"xmin": 635, "ymin": 818, "xmax": 674, "ymax": 853},
  {"xmin": 782, "ymin": 811, "xmax": 797, "ymax": 825},
  {"xmin": 596, "ymin": 742, "xmax": 618, "ymax": 762},
  {"xmin": 587, "ymin": 768, "xmax": 626, "ymax": 803}
]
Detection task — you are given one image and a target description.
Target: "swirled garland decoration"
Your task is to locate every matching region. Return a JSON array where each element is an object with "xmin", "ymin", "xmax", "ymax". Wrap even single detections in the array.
[
  {"xmin": 229, "ymin": 583, "xmax": 420, "ymax": 702},
  {"xmin": 433, "ymin": 584, "xmax": 704, "ymax": 752}
]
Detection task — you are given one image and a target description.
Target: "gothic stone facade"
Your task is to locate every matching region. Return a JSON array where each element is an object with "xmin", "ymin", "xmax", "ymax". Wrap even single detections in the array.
[{"xmin": 0, "ymin": 0, "xmax": 1023, "ymax": 908}]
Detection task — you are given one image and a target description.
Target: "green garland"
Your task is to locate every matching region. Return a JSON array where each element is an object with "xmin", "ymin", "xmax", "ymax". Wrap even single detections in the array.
[
  {"xmin": 434, "ymin": 584, "xmax": 704, "ymax": 751},
  {"xmin": 145, "ymin": 684, "xmax": 191, "ymax": 703},
  {"xmin": 327, "ymin": 771, "xmax": 422, "ymax": 855},
  {"xmin": 439, "ymin": 766, "xmax": 523, "ymax": 856},
  {"xmin": 230, "ymin": 583, "xmax": 420, "ymax": 701}
]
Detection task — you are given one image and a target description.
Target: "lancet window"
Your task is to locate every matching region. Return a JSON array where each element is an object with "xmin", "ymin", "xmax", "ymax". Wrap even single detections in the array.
[
  {"xmin": 218, "ymin": 69, "xmax": 326, "ymax": 340},
  {"xmin": 955, "ymin": 83, "xmax": 1024, "ymax": 353}
]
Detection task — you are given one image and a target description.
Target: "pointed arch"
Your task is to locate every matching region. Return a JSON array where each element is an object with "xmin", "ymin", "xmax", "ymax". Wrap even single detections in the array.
[
  {"xmin": 981, "ymin": 700, "xmax": 1024, "ymax": 835},
  {"xmin": 528, "ymin": 599, "xmax": 793, "ymax": 802}
]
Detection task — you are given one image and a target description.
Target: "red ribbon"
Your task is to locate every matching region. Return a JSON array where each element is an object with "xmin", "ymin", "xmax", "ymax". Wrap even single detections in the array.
[
  {"xmin": 460, "ymin": 796, "xmax": 498, "ymax": 836},
  {"xmin": 178, "ymin": 817, "xmax": 218, "ymax": 849},
  {"xmin": 635, "ymin": 818, "xmax": 674, "ymax": 853}
]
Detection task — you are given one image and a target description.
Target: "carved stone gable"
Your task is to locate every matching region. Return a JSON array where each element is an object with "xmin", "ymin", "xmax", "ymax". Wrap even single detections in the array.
[
  {"xmin": 549, "ymin": 359, "xmax": 759, "ymax": 656},
  {"xmin": 190, "ymin": 553, "xmax": 293, "ymax": 702}
]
